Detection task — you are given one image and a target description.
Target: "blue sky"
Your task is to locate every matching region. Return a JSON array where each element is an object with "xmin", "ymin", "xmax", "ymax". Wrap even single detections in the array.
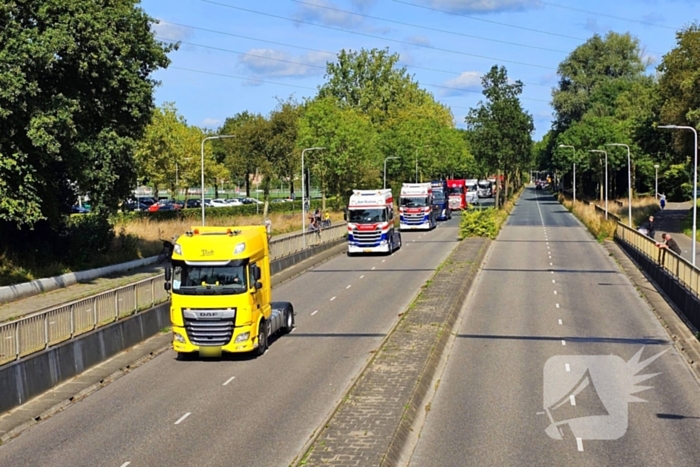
[{"xmin": 143, "ymin": 0, "xmax": 700, "ymax": 140}]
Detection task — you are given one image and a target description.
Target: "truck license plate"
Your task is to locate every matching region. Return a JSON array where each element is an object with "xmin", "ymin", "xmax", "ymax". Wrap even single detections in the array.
[{"xmin": 363, "ymin": 249, "xmax": 372, "ymax": 252}]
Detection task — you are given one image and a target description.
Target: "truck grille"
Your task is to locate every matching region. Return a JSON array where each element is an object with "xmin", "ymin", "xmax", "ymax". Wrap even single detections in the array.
[
  {"xmin": 352, "ymin": 227, "xmax": 382, "ymax": 247},
  {"xmin": 183, "ymin": 309, "xmax": 236, "ymax": 347},
  {"xmin": 402, "ymin": 212, "xmax": 427, "ymax": 225},
  {"xmin": 449, "ymin": 198, "xmax": 461, "ymax": 210}
]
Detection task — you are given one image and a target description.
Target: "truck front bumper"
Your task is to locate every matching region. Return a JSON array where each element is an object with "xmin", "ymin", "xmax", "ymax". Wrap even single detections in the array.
[{"xmin": 172, "ymin": 324, "xmax": 260, "ymax": 355}]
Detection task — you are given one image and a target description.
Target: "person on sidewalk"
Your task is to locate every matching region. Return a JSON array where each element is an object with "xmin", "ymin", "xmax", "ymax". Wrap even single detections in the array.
[
  {"xmin": 656, "ymin": 233, "xmax": 682, "ymax": 255},
  {"xmin": 640, "ymin": 215, "xmax": 656, "ymax": 239},
  {"xmin": 660, "ymin": 194, "xmax": 666, "ymax": 210}
]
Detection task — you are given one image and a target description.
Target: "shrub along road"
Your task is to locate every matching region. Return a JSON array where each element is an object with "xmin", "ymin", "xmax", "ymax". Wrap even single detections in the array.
[
  {"xmin": 408, "ymin": 187, "xmax": 700, "ymax": 466},
  {"xmin": 0, "ymin": 216, "xmax": 462, "ymax": 467}
]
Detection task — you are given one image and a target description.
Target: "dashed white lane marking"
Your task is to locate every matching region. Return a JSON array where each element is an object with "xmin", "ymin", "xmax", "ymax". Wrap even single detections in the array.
[
  {"xmin": 311, "ymin": 310, "xmax": 318, "ymax": 316},
  {"xmin": 382, "ymin": 259, "xmax": 386, "ymax": 262},
  {"xmin": 330, "ymin": 296, "xmax": 336, "ymax": 301},
  {"xmin": 556, "ymin": 303, "xmax": 560, "ymax": 308},
  {"xmin": 175, "ymin": 412, "xmax": 191, "ymax": 425},
  {"xmin": 120, "ymin": 463, "xmax": 131, "ymax": 467},
  {"xmin": 371, "ymin": 266, "xmax": 376, "ymax": 270},
  {"xmin": 562, "ymin": 340, "xmax": 566, "ymax": 346},
  {"xmin": 360, "ymin": 275, "xmax": 365, "ymax": 279},
  {"xmin": 558, "ymin": 319, "xmax": 563, "ymax": 325},
  {"xmin": 346, "ymin": 284, "xmax": 352, "ymax": 289},
  {"xmin": 570, "ymin": 395, "xmax": 577, "ymax": 406},
  {"xmin": 577, "ymin": 438, "xmax": 584, "ymax": 452},
  {"xmin": 550, "ymin": 262, "xmax": 553, "ymax": 266},
  {"xmin": 554, "ymin": 290, "xmax": 557, "ymax": 295},
  {"xmin": 551, "ymin": 271, "xmax": 554, "ymax": 274},
  {"xmin": 565, "ymin": 363, "xmax": 571, "ymax": 372},
  {"xmin": 223, "ymin": 376, "xmax": 235, "ymax": 386},
  {"xmin": 552, "ymin": 280, "xmax": 556, "ymax": 284}
]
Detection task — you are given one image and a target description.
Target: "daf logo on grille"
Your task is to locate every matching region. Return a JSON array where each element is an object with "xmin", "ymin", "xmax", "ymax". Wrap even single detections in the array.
[{"xmin": 199, "ymin": 312, "xmax": 219, "ymax": 317}]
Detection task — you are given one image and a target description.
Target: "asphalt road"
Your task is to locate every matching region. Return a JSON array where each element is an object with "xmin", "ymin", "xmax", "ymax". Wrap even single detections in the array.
[
  {"xmin": 409, "ymin": 187, "xmax": 700, "ymax": 466},
  {"xmin": 0, "ymin": 216, "xmax": 461, "ymax": 467}
]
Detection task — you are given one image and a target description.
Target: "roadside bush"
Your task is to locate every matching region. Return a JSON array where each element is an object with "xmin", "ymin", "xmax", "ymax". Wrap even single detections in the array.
[
  {"xmin": 64, "ymin": 215, "xmax": 115, "ymax": 266},
  {"xmin": 459, "ymin": 208, "xmax": 507, "ymax": 239}
]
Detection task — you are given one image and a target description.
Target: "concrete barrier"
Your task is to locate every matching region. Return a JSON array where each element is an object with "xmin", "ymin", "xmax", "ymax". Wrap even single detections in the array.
[
  {"xmin": 0, "ymin": 238, "xmax": 348, "ymax": 414},
  {"xmin": 0, "ymin": 256, "xmax": 158, "ymax": 306},
  {"xmin": 0, "ymin": 303, "xmax": 169, "ymax": 413}
]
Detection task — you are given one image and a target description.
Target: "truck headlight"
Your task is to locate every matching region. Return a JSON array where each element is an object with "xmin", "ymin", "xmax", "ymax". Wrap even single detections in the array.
[
  {"xmin": 173, "ymin": 332, "xmax": 185, "ymax": 343},
  {"xmin": 234, "ymin": 242, "xmax": 246, "ymax": 255},
  {"xmin": 174, "ymin": 244, "xmax": 182, "ymax": 255},
  {"xmin": 235, "ymin": 332, "xmax": 250, "ymax": 343}
]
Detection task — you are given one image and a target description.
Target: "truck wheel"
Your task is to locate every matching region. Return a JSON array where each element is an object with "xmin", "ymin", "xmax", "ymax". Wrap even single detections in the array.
[
  {"xmin": 176, "ymin": 352, "xmax": 192, "ymax": 361},
  {"xmin": 283, "ymin": 305, "xmax": 295, "ymax": 334},
  {"xmin": 395, "ymin": 233, "xmax": 402, "ymax": 251},
  {"xmin": 255, "ymin": 320, "xmax": 268, "ymax": 357}
]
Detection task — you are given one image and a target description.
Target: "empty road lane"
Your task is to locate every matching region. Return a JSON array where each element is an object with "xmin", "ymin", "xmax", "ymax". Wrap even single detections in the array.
[{"xmin": 409, "ymin": 187, "xmax": 700, "ymax": 466}]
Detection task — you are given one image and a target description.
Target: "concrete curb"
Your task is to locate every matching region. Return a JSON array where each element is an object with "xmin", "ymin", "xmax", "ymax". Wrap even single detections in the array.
[{"xmin": 0, "ymin": 256, "xmax": 159, "ymax": 305}]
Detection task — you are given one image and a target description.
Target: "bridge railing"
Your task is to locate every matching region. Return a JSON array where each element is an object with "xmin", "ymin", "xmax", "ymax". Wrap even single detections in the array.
[{"xmin": 0, "ymin": 223, "xmax": 347, "ymax": 366}]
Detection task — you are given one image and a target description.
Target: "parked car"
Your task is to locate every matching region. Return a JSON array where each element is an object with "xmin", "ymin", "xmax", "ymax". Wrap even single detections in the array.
[
  {"xmin": 224, "ymin": 198, "xmax": 243, "ymax": 206},
  {"xmin": 122, "ymin": 201, "xmax": 148, "ymax": 212},
  {"xmin": 208, "ymin": 198, "xmax": 230, "ymax": 208},
  {"xmin": 184, "ymin": 199, "xmax": 201, "ymax": 209}
]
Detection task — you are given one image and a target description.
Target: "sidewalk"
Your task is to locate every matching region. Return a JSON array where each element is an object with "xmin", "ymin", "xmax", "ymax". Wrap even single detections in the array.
[
  {"xmin": 0, "ymin": 224, "xmax": 336, "ymax": 324},
  {"xmin": 651, "ymin": 201, "xmax": 700, "ymax": 265}
]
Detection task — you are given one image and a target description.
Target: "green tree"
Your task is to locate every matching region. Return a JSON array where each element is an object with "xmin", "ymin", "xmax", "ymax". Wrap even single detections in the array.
[
  {"xmin": 658, "ymin": 22, "xmax": 700, "ymax": 157},
  {"xmin": 297, "ymin": 97, "xmax": 380, "ymax": 207},
  {"xmin": 465, "ymin": 65, "xmax": 534, "ymax": 205},
  {"xmin": 552, "ymin": 32, "xmax": 646, "ymax": 132},
  {"xmin": 0, "ymin": 0, "xmax": 174, "ymax": 225}
]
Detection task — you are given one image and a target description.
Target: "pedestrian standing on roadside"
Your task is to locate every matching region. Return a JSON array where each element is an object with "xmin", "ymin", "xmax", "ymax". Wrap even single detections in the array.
[
  {"xmin": 660, "ymin": 194, "xmax": 666, "ymax": 210},
  {"xmin": 656, "ymin": 233, "xmax": 682, "ymax": 255},
  {"xmin": 641, "ymin": 215, "xmax": 656, "ymax": 239}
]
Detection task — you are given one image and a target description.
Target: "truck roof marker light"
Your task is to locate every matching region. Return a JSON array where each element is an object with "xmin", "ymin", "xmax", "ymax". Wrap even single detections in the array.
[
  {"xmin": 234, "ymin": 242, "xmax": 246, "ymax": 255},
  {"xmin": 194, "ymin": 229, "xmax": 200, "ymax": 235}
]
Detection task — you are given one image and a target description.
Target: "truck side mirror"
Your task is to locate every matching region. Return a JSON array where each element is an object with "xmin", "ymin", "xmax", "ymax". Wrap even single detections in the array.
[
  {"xmin": 343, "ymin": 209, "xmax": 347, "ymax": 221},
  {"xmin": 251, "ymin": 264, "xmax": 261, "ymax": 281},
  {"xmin": 164, "ymin": 267, "xmax": 171, "ymax": 282},
  {"xmin": 164, "ymin": 282, "xmax": 171, "ymax": 292},
  {"xmin": 254, "ymin": 281, "xmax": 263, "ymax": 290}
]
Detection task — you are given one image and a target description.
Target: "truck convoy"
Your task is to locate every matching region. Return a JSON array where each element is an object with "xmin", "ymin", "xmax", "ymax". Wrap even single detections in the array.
[
  {"xmin": 465, "ymin": 179, "xmax": 479, "ymax": 206},
  {"xmin": 477, "ymin": 180, "xmax": 493, "ymax": 198},
  {"xmin": 430, "ymin": 180, "xmax": 451, "ymax": 221},
  {"xmin": 346, "ymin": 189, "xmax": 402, "ymax": 255},
  {"xmin": 447, "ymin": 179, "xmax": 467, "ymax": 211},
  {"xmin": 164, "ymin": 225, "xmax": 295, "ymax": 359},
  {"xmin": 400, "ymin": 183, "xmax": 436, "ymax": 230}
]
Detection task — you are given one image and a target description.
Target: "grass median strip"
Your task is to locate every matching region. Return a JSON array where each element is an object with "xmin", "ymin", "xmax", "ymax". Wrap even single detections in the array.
[{"xmin": 296, "ymin": 238, "xmax": 490, "ymax": 467}]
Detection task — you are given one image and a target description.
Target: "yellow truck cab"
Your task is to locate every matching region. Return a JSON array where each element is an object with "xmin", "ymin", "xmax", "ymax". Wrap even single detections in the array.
[{"xmin": 164, "ymin": 225, "xmax": 295, "ymax": 359}]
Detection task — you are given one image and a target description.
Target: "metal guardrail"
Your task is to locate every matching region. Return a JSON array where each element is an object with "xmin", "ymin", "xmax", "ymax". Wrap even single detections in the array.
[
  {"xmin": 0, "ymin": 223, "xmax": 348, "ymax": 366},
  {"xmin": 615, "ymin": 222, "xmax": 700, "ymax": 298}
]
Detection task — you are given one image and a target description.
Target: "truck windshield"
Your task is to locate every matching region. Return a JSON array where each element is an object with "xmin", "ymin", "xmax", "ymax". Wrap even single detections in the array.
[
  {"xmin": 172, "ymin": 264, "xmax": 248, "ymax": 295},
  {"xmin": 348, "ymin": 208, "xmax": 386, "ymax": 223},
  {"xmin": 401, "ymin": 197, "xmax": 429, "ymax": 208},
  {"xmin": 478, "ymin": 182, "xmax": 490, "ymax": 189},
  {"xmin": 447, "ymin": 187, "xmax": 463, "ymax": 196},
  {"xmin": 432, "ymin": 191, "xmax": 445, "ymax": 202}
]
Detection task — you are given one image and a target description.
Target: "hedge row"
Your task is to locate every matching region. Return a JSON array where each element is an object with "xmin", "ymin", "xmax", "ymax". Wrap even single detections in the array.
[{"xmin": 114, "ymin": 199, "xmax": 328, "ymax": 222}]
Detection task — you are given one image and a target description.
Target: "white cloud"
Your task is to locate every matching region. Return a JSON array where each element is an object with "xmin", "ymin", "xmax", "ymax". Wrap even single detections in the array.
[
  {"xmin": 417, "ymin": 0, "xmax": 542, "ymax": 14},
  {"xmin": 151, "ymin": 19, "xmax": 192, "ymax": 42},
  {"xmin": 202, "ymin": 118, "xmax": 221, "ymax": 128},
  {"xmin": 406, "ymin": 35, "xmax": 432, "ymax": 47},
  {"xmin": 295, "ymin": 0, "xmax": 364, "ymax": 28},
  {"xmin": 238, "ymin": 49, "xmax": 329, "ymax": 78},
  {"xmin": 441, "ymin": 71, "xmax": 482, "ymax": 96}
]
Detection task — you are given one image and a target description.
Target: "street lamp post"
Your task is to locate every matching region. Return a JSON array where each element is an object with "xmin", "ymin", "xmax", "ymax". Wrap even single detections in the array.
[
  {"xmin": 201, "ymin": 135, "xmax": 235, "ymax": 225},
  {"xmin": 302, "ymin": 147, "xmax": 325, "ymax": 249},
  {"xmin": 383, "ymin": 156, "xmax": 399, "ymax": 189},
  {"xmin": 559, "ymin": 145, "xmax": 576, "ymax": 203},
  {"xmin": 589, "ymin": 150, "xmax": 608, "ymax": 220},
  {"xmin": 606, "ymin": 143, "xmax": 633, "ymax": 228},
  {"xmin": 658, "ymin": 125, "xmax": 697, "ymax": 266},
  {"xmin": 654, "ymin": 164, "xmax": 660, "ymax": 200}
]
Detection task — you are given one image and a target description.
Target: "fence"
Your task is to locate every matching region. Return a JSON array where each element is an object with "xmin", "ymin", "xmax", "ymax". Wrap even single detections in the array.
[
  {"xmin": 0, "ymin": 223, "xmax": 347, "ymax": 366},
  {"xmin": 614, "ymin": 221, "xmax": 700, "ymax": 330}
]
